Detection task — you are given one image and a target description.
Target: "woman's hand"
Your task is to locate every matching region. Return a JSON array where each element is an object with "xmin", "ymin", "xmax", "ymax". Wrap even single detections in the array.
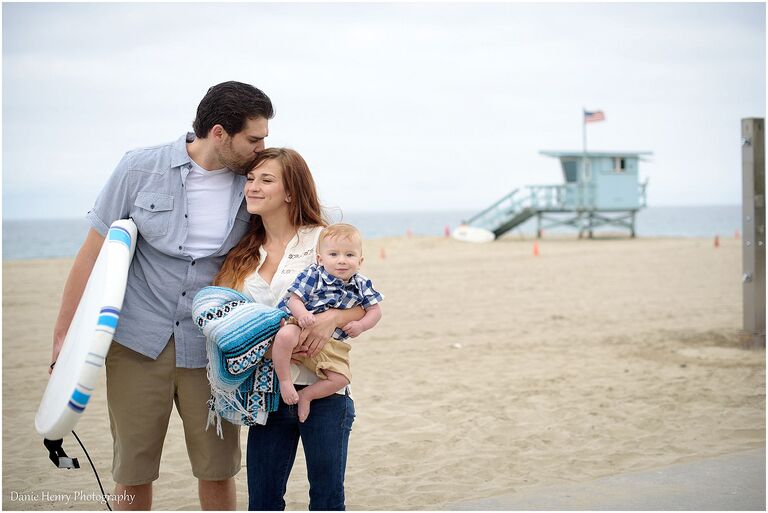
[
  {"xmin": 297, "ymin": 310, "xmax": 338, "ymax": 358},
  {"xmin": 291, "ymin": 346, "xmax": 307, "ymax": 365},
  {"xmin": 298, "ymin": 313, "xmax": 316, "ymax": 329},
  {"xmin": 297, "ymin": 307, "xmax": 365, "ymax": 358},
  {"xmin": 290, "ymin": 342, "xmax": 308, "ymax": 365}
]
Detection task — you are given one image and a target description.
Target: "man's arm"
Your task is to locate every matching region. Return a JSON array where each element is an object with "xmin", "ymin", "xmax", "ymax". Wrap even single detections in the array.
[
  {"xmin": 342, "ymin": 303, "xmax": 382, "ymax": 338},
  {"xmin": 297, "ymin": 306, "xmax": 365, "ymax": 358},
  {"xmin": 50, "ymin": 228, "xmax": 105, "ymax": 372}
]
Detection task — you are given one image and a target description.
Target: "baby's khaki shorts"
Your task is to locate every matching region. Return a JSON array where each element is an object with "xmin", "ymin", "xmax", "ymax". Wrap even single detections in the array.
[{"xmin": 300, "ymin": 338, "xmax": 352, "ymax": 382}]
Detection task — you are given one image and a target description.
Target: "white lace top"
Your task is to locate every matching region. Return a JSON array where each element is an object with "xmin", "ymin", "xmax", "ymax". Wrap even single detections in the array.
[{"xmin": 241, "ymin": 225, "xmax": 345, "ymax": 390}]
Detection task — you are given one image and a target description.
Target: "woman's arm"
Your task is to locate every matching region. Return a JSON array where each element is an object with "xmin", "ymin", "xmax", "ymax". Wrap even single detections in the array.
[{"xmin": 297, "ymin": 306, "xmax": 365, "ymax": 358}]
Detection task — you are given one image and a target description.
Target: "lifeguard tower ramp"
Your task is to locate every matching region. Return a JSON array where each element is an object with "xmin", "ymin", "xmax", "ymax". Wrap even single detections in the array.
[{"xmin": 464, "ymin": 151, "xmax": 652, "ymax": 239}]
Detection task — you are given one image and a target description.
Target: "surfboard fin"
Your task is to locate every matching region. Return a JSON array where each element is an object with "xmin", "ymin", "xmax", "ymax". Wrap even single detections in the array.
[{"xmin": 43, "ymin": 438, "xmax": 80, "ymax": 469}]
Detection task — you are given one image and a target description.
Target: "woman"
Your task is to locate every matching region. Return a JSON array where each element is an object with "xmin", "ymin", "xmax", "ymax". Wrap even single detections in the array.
[{"xmin": 213, "ymin": 147, "xmax": 363, "ymax": 510}]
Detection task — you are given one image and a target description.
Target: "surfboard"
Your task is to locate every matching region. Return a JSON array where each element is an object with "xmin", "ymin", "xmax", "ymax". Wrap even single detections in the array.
[
  {"xmin": 35, "ymin": 219, "xmax": 137, "ymax": 440},
  {"xmin": 451, "ymin": 225, "xmax": 496, "ymax": 243}
]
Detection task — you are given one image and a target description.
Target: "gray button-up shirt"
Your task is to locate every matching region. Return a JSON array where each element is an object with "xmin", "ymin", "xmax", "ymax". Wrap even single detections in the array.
[{"xmin": 87, "ymin": 133, "xmax": 250, "ymax": 368}]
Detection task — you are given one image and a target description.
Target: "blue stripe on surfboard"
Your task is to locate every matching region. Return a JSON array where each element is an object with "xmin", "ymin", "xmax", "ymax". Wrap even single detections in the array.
[
  {"xmin": 108, "ymin": 226, "xmax": 132, "ymax": 248},
  {"xmin": 68, "ymin": 401, "xmax": 86, "ymax": 413},
  {"xmin": 97, "ymin": 315, "xmax": 119, "ymax": 329},
  {"xmin": 71, "ymin": 389, "xmax": 91, "ymax": 406},
  {"xmin": 100, "ymin": 307, "xmax": 121, "ymax": 316}
]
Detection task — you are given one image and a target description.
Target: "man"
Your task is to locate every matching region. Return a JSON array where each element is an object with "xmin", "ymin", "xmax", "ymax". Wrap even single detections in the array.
[{"xmin": 50, "ymin": 81, "xmax": 272, "ymax": 510}]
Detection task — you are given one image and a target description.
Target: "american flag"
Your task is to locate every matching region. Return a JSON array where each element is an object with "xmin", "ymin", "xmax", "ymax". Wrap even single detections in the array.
[{"xmin": 584, "ymin": 110, "xmax": 605, "ymax": 123}]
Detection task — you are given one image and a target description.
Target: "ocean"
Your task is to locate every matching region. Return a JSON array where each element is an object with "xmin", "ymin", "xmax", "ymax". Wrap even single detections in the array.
[{"xmin": 3, "ymin": 205, "xmax": 742, "ymax": 261}]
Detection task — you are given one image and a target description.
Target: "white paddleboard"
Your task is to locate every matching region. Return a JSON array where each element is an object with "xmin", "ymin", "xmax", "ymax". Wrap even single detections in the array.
[
  {"xmin": 35, "ymin": 219, "xmax": 137, "ymax": 440},
  {"xmin": 451, "ymin": 225, "xmax": 495, "ymax": 243}
]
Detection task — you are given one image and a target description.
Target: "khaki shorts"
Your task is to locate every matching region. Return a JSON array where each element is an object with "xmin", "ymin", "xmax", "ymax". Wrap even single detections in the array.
[
  {"xmin": 105, "ymin": 337, "xmax": 240, "ymax": 485},
  {"xmin": 300, "ymin": 338, "xmax": 352, "ymax": 383}
]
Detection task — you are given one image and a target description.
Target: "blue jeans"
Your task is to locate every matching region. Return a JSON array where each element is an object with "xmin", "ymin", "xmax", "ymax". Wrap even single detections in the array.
[{"xmin": 247, "ymin": 388, "xmax": 355, "ymax": 511}]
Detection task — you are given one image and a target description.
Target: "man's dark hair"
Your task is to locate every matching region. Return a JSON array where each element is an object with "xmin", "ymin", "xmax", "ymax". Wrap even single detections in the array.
[{"xmin": 192, "ymin": 81, "xmax": 275, "ymax": 138}]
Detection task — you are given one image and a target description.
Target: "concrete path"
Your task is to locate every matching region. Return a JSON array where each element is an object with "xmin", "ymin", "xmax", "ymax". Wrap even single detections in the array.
[{"xmin": 446, "ymin": 448, "xmax": 765, "ymax": 511}]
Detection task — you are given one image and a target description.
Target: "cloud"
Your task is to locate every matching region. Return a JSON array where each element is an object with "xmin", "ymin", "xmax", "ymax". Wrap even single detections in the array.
[{"xmin": 2, "ymin": 2, "xmax": 764, "ymax": 218}]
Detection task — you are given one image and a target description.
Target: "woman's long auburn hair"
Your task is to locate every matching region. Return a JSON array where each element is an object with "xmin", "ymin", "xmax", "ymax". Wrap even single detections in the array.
[{"xmin": 214, "ymin": 147, "xmax": 326, "ymax": 290}]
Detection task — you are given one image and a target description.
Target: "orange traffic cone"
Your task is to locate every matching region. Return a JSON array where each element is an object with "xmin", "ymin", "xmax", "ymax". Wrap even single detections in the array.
[
  {"xmin": 380, "ymin": 247, "xmax": 386, "ymax": 259},
  {"xmin": 533, "ymin": 241, "xmax": 540, "ymax": 257},
  {"xmin": 714, "ymin": 235, "xmax": 720, "ymax": 248}
]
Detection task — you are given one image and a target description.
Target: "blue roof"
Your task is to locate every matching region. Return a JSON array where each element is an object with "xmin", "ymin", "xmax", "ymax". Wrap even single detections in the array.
[{"xmin": 540, "ymin": 150, "xmax": 653, "ymax": 158}]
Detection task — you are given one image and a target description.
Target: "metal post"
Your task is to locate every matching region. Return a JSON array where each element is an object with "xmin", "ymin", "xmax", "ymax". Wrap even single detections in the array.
[
  {"xmin": 536, "ymin": 212, "xmax": 542, "ymax": 239},
  {"xmin": 741, "ymin": 118, "xmax": 765, "ymax": 349}
]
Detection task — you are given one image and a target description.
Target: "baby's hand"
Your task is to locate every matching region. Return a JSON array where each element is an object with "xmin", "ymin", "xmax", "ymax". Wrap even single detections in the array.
[
  {"xmin": 343, "ymin": 321, "xmax": 364, "ymax": 338},
  {"xmin": 298, "ymin": 313, "xmax": 316, "ymax": 329}
]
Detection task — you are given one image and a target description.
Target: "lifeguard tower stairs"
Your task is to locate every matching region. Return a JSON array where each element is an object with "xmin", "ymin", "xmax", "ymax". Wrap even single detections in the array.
[{"xmin": 465, "ymin": 151, "xmax": 652, "ymax": 239}]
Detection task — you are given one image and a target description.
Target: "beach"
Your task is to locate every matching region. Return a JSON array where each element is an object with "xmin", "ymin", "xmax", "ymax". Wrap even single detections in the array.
[{"xmin": 3, "ymin": 235, "xmax": 764, "ymax": 510}]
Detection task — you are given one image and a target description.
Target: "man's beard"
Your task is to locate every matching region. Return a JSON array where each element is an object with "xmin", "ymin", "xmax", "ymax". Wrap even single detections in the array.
[{"xmin": 219, "ymin": 143, "xmax": 257, "ymax": 175}]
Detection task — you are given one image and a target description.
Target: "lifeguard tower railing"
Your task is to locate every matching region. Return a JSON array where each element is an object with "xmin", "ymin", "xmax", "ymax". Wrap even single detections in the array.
[{"xmin": 466, "ymin": 182, "xmax": 648, "ymax": 238}]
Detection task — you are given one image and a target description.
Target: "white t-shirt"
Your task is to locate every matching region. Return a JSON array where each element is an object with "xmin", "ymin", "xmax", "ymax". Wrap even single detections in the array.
[
  {"xmin": 184, "ymin": 160, "xmax": 235, "ymax": 259},
  {"xmin": 242, "ymin": 225, "xmax": 347, "ymax": 392}
]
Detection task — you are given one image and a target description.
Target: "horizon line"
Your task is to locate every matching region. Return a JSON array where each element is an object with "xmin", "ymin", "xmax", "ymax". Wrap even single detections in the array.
[{"xmin": 2, "ymin": 203, "xmax": 744, "ymax": 222}]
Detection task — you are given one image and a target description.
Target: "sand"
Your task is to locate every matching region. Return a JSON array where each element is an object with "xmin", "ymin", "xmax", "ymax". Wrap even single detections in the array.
[{"xmin": 3, "ymin": 235, "xmax": 765, "ymax": 510}]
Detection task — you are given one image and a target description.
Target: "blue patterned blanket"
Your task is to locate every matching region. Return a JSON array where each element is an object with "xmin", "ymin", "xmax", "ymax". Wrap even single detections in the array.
[{"xmin": 192, "ymin": 286, "xmax": 288, "ymax": 435}]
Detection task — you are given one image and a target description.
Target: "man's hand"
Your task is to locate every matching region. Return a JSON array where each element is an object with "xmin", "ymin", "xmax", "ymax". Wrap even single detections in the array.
[{"xmin": 50, "ymin": 332, "xmax": 66, "ymax": 375}]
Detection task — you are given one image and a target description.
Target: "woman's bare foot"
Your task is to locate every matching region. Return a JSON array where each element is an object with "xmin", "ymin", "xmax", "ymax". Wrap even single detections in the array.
[
  {"xmin": 297, "ymin": 389, "xmax": 311, "ymax": 422},
  {"xmin": 280, "ymin": 382, "xmax": 299, "ymax": 405}
]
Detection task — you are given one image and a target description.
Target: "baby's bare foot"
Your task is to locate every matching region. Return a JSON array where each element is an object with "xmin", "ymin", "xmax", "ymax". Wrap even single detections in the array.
[
  {"xmin": 297, "ymin": 391, "xmax": 311, "ymax": 423},
  {"xmin": 280, "ymin": 382, "xmax": 299, "ymax": 405}
]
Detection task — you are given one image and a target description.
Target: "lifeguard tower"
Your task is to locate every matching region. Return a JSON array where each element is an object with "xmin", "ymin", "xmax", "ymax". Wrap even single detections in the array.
[{"xmin": 462, "ymin": 151, "xmax": 652, "ymax": 239}]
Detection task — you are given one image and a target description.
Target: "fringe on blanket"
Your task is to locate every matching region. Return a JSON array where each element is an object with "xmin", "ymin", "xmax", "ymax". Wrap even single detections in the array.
[{"xmin": 193, "ymin": 286, "xmax": 288, "ymax": 437}]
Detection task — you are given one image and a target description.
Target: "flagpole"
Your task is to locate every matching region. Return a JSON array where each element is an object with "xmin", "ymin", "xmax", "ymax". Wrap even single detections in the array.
[{"xmin": 582, "ymin": 107, "xmax": 587, "ymax": 194}]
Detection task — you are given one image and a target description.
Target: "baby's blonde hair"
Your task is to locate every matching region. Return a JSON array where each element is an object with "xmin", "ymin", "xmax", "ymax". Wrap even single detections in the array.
[{"xmin": 318, "ymin": 223, "xmax": 363, "ymax": 253}]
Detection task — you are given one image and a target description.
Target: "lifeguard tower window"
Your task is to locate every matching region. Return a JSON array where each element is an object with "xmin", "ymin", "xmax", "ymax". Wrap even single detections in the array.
[
  {"xmin": 614, "ymin": 157, "xmax": 627, "ymax": 173},
  {"xmin": 562, "ymin": 159, "xmax": 579, "ymax": 182}
]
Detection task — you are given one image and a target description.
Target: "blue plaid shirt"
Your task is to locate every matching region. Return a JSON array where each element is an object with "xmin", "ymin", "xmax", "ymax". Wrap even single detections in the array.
[
  {"xmin": 87, "ymin": 133, "xmax": 250, "ymax": 368},
  {"xmin": 277, "ymin": 263, "xmax": 383, "ymax": 341}
]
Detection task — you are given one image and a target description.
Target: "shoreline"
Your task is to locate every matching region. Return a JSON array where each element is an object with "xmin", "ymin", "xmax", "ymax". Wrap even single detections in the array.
[{"xmin": 1, "ymin": 232, "xmax": 744, "ymax": 263}]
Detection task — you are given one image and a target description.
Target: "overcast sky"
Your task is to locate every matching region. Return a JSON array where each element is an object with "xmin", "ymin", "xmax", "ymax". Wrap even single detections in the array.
[{"xmin": 3, "ymin": 2, "xmax": 765, "ymax": 219}]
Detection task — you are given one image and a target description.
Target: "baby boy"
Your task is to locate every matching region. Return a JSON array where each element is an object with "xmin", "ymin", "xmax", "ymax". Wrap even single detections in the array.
[{"xmin": 271, "ymin": 223, "xmax": 383, "ymax": 422}]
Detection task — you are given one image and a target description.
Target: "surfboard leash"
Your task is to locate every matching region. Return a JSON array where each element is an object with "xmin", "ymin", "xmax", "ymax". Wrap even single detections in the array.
[
  {"xmin": 43, "ymin": 437, "xmax": 80, "ymax": 469},
  {"xmin": 43, "ymin": 433, "xmax": 112, "ymax": 511},
  {"xmin": 72, "ymin": 431, "xmax": 113, "ymax": 511}
]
